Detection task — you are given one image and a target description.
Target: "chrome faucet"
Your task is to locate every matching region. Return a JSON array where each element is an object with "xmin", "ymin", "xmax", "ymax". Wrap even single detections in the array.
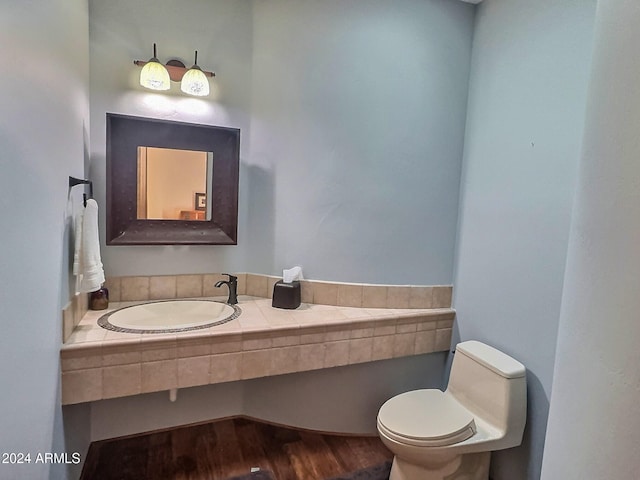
[{"xmin": 214, "ymin": 274, "xmax": 238, "ymax": 305}]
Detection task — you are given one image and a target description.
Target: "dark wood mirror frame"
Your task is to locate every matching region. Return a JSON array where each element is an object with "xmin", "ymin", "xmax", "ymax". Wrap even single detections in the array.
[{"xmin": 106, "ymin": 113, "xmax": 239, "ymax": 245}]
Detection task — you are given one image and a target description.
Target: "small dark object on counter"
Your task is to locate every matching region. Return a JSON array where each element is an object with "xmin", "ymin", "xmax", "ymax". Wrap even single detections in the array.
[
  {"xmin": 272, "ymin": 280, "xmax": 301, "ymax": 309},
  {"xmin": 90, "ymin": 287, "xmax": 109, "ymax": 310}
]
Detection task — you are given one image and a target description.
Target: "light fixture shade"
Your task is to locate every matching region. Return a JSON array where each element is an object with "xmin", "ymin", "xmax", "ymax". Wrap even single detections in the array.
[
  {"xmin": 181, "ymin": 66, "xmax": 210, "ymax": 96},
  {"xmin": 140, "ymin": 59, "xmax": 170, "ymax": 91}
]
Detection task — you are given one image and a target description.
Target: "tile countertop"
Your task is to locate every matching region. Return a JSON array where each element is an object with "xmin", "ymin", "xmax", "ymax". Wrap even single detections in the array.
[{"xmin": 60, "ymin": 296, "xmax": 455, "ymax": 405}]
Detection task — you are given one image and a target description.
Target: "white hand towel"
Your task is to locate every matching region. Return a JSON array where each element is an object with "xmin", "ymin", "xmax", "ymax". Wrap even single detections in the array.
[
  {"xmin": 72, "ymin": 207, "xmax": 83, "ymax": 277},
  {"xmin": 78, "ymin": 199, "xmax": 105, "ymax": 293}
]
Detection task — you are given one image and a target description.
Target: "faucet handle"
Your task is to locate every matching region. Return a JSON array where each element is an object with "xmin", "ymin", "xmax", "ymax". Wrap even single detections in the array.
[{"xmin": 222, "ymin": 273, "xmax": 237, "ymax": 282}]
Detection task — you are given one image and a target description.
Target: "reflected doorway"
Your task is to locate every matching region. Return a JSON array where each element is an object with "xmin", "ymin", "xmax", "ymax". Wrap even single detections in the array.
[{"xmin": 136, "ymin": 146, "xmax": 213, "ymax": 221}]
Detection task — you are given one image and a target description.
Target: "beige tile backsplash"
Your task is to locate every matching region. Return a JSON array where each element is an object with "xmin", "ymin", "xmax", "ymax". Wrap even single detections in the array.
[
  {"xmin": 246, "ymin": 274, "xmax": 268, "ymax": 297},
  {"xmin": 120, "ymin": 276, "xmax": 150, "ymax": 302},
  {"xmin": 386, "ymin": 286, "xmax": 411, "ymax": 308},
  {"xmin": 64, "ymin": 272, "xmax": 452, "ymax": 344},
  {"xmin": 176, "ymin": 275, "xmax": 204, "ymax": 298},
  {"xmin": 149, "ymin": 275, "xmax": 177, "ymax": 300},
  {"xmin": 337, "ymin": 284, "xmax": 363, "ymax": 308},
  {"xmin": 62, "ymin": 291, "xmax": 89, "ymax": 343},
  {"xmin": 362, "ymin": 285, "xmax": 387, "ymax": 308},
  {"xmin": 313, "ymin": 281, "xmax": 339, "ymax": 305},
  {"xmin": 102, "ymin": 272, "xmax": 452, "ymax": 309}
]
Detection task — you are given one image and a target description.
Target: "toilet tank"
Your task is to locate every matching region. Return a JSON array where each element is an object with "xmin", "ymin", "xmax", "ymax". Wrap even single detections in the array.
[{"xmin": 446, "ymin": 341, "xmax": 527, "ymax": 443}]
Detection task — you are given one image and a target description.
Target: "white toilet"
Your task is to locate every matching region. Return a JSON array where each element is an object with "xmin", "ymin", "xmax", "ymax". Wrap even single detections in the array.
[{"xmin": 377, "ymin": 340, "xmax": 527, "ymax": 480}]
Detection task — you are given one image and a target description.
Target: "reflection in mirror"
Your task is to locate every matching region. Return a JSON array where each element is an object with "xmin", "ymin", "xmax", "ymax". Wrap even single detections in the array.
[{"xmin": 136, "ymin": 147, "xmax": 213, "ymax": 221}]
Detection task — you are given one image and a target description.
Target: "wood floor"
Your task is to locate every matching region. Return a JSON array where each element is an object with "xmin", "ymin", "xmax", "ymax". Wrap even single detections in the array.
[{"xmin": 81, "ymin": 417, "xmax": 393, "ymax": 480}]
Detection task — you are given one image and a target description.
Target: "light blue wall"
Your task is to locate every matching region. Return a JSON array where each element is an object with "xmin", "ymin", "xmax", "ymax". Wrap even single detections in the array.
[
  {"xmin": 90, "ymin": 0, "xmax": 475, "ymax": 285},
  {"xmin": 247, "ymin": 0, "xmax": 475, "ymax": 283},
  {"xmin": 542, "ymin": 2, "xmax": 640, "ymax": 477},
  {"xmin": 451, "ymin": 0, "xmax": 596, "ymax": 478},
  {"xmin": 0, "ymin": 1, "xmax": 90, "ymax": 479}
]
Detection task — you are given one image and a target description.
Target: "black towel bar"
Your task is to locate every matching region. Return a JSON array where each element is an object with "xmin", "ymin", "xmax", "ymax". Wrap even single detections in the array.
[{"xmin": 68, "ymin": 176, "xmax": 93, "ymax": 207}]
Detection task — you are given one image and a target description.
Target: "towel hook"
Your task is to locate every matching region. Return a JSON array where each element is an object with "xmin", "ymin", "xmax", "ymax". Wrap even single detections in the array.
[{"xmin": 69, "ymin": 176, "xmax": 93, "ymax": 207}]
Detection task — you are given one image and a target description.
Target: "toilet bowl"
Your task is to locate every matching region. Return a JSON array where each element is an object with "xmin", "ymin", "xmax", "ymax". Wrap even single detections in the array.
[{"xmin": 377, "ymin": 340, "xmax": 526, "ymax": 480}]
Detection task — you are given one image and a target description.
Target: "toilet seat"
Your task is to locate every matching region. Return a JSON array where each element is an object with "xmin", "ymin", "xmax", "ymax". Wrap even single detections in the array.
[{"xmin": 377, "ymin": 389, "xmax": 476, "ymax": 447}]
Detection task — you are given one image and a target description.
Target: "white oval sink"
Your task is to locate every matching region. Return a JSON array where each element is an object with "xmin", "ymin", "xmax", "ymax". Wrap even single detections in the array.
[{"xmin": 98, "ymin": 300, "xmax": 240, "ymax": 333}]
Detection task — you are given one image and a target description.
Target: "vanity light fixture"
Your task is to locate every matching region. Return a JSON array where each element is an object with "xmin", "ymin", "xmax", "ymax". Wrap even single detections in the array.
[{"xmin": 134, "ymin": 44, "xmax": 215, "ymax": 96}]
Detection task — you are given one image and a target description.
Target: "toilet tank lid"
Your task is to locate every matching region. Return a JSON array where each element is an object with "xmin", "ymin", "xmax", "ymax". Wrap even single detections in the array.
[{"xmin": 456, "ymin": 341, "xmax": 526, "ymax": 379}]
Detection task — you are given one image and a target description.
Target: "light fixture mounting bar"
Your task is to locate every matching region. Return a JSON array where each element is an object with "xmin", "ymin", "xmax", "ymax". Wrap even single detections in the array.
[{"xmin": 133, "ymin": 60, "xmax": 215, "ymax": 81}]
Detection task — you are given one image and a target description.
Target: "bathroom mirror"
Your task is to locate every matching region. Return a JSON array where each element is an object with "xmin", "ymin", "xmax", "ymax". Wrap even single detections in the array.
[{"xmin": 106, "ymin": 113, "xmax": 239, "ymax": 245}]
